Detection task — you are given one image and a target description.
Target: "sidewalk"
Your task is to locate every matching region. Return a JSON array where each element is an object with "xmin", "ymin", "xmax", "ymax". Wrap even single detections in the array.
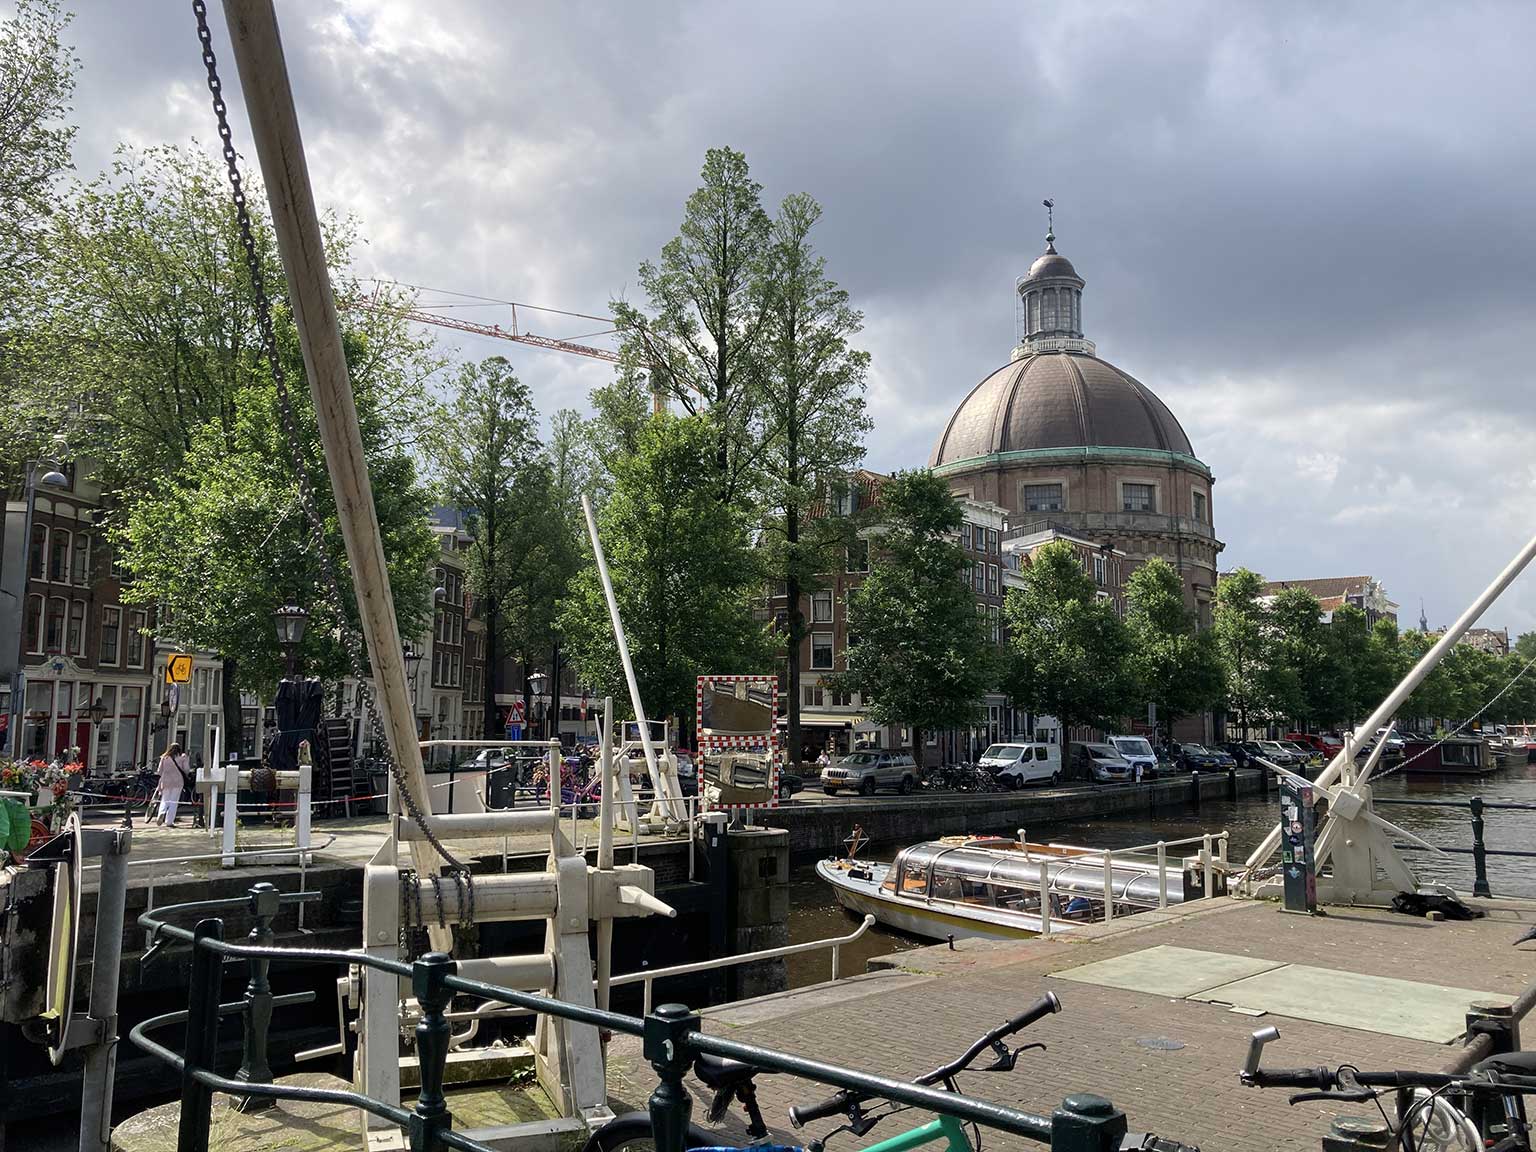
[{"xmin": 607, "ymin": 896, "xmax": 1536, "ymax": 1152}]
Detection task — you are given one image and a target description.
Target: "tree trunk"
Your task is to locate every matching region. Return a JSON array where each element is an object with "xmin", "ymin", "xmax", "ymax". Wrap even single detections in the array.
[
  {"xmin": 550, "ymin": 637, "xmax": 562, "ymax": 743},
  {"xmin": 220, "ymin": 656, "xmax": 242, "ymax": 759},
  {"xmin": 482, "ymin": 598, "xmax": 499, "ymax": 739},
  {"xmin": 911, "ymin": 725, "xmax": 923, "ymax": 769},
  {"xmin": 785, "ymin": 513, "xmax": 803, "ymax": 769}
]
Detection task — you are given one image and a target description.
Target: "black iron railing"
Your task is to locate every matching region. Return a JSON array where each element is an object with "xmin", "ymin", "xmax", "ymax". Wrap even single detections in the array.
[
  {"xmin": 1375, "ymin": 796, "xmax": 1536, "ymax": 897},
  {"xmin": 130, "ymin": 885, "xmax": 1199, "ymax": 1152}
]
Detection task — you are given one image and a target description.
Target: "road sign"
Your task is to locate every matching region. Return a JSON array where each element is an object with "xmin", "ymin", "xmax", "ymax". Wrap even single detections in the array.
[
  {"xmin": 509, "ymin": 699, "xmax": 526, "ymax": 724},
  {"xmin": 165, "ymin": 654, "xmax": 193, "ymax": 684}
]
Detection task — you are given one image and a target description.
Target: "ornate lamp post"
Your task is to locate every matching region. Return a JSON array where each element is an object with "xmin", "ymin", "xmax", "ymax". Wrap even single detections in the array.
[
  {"xmin": 526, "ymin": 670, "xmax": 548, "ymax": 739},
  {"xmin": 403, "ymin": 641, "xmax": 423, "ymax": 731},
  {"xmin": 273, "ymin": 604, "xmax": 308, "ymax": 679}
]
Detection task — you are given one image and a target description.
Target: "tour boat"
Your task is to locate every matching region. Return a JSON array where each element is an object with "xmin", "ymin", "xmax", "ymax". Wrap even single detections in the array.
[{"xmin": 817, "ymin": 834, "xmax": 1225, "ymax": 943}]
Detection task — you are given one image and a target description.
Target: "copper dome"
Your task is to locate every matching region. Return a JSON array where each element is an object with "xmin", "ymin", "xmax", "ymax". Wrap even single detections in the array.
[{"xmin": 928, "ymin": 351, "xmax": 1194, "ymax": 467}]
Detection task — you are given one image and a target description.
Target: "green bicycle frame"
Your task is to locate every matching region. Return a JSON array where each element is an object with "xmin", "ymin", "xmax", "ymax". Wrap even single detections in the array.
[{"xmin": 860, "ymin": 1114, "xmax": 974, "ymax": 1152}]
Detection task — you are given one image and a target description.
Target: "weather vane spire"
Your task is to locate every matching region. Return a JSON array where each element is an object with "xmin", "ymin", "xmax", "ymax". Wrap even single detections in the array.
[{"xmin": 1042, "ymin": 198, "xmax": 1056, "ymax": 251}]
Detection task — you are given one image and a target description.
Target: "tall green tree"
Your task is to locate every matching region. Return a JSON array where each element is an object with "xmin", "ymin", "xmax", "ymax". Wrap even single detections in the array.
[
  {"xmin": 559, "ymin": 414, "xmax": 770, "ymax": 726},
  {"xmin": 1213, "ymin": 568, "xmax": 1270, "ymax": 736},
  {"xmin": 0, "ymin": 0, "xmax": 78, "ymax": 343},
  {"xmin": 424, "ymin": 356, "xmax": 544, "ymax": 738},
  {"xmin": 1264, "ymin": 586, "xmax": 1332, "ymax": 727},
  {"xmin": 833, "ymin": 471, "xmax": 994, "ymax": 764},
  {"xmin": 1124, "ymin": 558, "xmax": 1223, "ymax": 746},
  {"xmin": 114, "ymin": 382, "xmax": 438, "ymax": 722},
  {"xmin": 611, "ymin": 147, "xmax": 772, "ymax": 503},
  {"xmin": 758, "ymin": 193, "xmax": 871, "ymax": 767},
  {"xmin": 1002, "ymin": 539, "xmax": 1135, "ymax": 774}
]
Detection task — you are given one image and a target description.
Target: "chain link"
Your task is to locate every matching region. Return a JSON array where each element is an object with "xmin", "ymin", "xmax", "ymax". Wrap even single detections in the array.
[{"xmin": 190, "ymin": 1, "xmax": 472, "ymax": 898}]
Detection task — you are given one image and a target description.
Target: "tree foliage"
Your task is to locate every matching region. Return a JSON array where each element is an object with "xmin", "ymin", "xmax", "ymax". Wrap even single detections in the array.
[
  {"xmin": 611, "ymin": 147, "xmax": 772, "ymax": 504},
  {"xmin": 424, "ymin": 357, "xmax": 551, "ymax": 737},
  {"xmin": 0, "ymin": 0, "xmax": 78, "ymax": 337},
  {"xmin": 558, "ymin": 414, "xmax": 770, "ymax": 726},
  {"xmin": 832, "ymin": 471, "xmax": 994, "ymax": 762},
  {"xmin": 757, "ymin": 192, "xmax": 871, "ymax": 766},
  {"xmin": 1213, "ymin": 568, "xmax": 1268, "ymax": 733},
  {"xmin": 1003, "ymin": 540, "xmax": 1135, "ymax": 768},
  {"xmin": 1124, "ymin": 558, "xmax": 1223, "ymax": 743}
]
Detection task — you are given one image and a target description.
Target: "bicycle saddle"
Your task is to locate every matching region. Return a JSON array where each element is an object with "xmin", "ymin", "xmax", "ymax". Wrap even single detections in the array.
[
  {"xmin": 1473, "ymin": 1049, "xmax": 1536, "ymax": 1076},
  {"xmin": 693, "ymin": 1052, "xmax": 769, "ymax": 1090}
]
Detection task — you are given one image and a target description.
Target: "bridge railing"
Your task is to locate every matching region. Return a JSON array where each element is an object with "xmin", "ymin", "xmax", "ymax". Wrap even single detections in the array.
[
  {"xmin": 130, "ymin": 886, "xmax": 1199, "ymax": 1152},
  {"xmin": 1374, "ymin": 795, "xmax": 1536, "ymax": 897}
]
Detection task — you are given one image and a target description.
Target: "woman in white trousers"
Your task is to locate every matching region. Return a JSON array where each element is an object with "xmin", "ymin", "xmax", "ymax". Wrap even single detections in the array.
[{"xmin": 156, "ymin": 742, "xmax": 189, "ymax": 826}]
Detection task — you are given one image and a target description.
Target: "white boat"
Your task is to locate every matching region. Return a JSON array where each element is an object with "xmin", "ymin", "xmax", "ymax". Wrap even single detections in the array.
[{"xmin": 818, "ymin": 835, "xmax": 1224, "ymax": 943}]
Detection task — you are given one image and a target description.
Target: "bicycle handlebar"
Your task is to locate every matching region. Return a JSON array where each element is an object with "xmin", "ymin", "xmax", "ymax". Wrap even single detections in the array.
[{"xmin": 789, "ymin": 994, "xmax": 1062, "ymax": 1130}]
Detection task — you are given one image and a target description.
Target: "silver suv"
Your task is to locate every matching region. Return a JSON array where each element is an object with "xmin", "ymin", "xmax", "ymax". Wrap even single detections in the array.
[{"xmin": 821, "ymin": 750, "xmax": 920, "ymax": 796}]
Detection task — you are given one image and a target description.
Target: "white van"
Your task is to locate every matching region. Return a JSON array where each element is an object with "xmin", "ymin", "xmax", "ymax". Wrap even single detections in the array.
[
  {"xmin": 978, "ymin": 742, "xmax": 1061, "ymax": 788},
  {"xmin": 1107, "ymin": 735, "xmax": 1158, "ymax": 779}
]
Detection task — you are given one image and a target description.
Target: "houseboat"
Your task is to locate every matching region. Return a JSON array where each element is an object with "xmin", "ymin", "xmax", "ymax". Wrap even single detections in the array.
[
  {"xmin": 817, "ymin": 834, "xmax": 1227, "ymax": 943},
  {"xmin": 1399, "ymin": 735, "xmax": 1498, "ymax": 776}
]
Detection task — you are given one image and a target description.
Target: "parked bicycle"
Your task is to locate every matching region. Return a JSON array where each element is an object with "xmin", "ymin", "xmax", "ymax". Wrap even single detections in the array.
[
  {"xmin": 1240, "ymin": 1024, "xmax": 1536, "ymax": 1151},
  {"xmin": 584, "ymin": 993, "xmax": 1068, "ymax": 1152}
]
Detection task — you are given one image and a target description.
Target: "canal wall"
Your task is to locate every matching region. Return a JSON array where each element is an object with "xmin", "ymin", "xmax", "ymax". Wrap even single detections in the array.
[{"xmin": 760, "ymin": 768, "xmax": 1270, "ymax": 859}]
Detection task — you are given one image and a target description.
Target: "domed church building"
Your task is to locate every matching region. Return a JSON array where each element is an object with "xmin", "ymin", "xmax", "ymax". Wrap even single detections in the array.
[{"xmin": 929, "ymin": 227, "xmax": 1223, "ymax": 623}]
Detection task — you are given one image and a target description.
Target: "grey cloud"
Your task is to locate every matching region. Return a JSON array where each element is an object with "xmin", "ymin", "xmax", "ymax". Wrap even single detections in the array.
[{"xmin": 39, "ymin": 0, "xmax": 1536, "ymax": 636}]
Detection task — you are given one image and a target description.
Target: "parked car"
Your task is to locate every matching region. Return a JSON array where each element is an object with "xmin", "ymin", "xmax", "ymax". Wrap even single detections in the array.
[
  {"xmin": 1174, "ymin": 743, "xmax": 1228, "ymax": 771},
  {"xmin": 1256, "ymin": 740, "xmax": 1304, "ymax": 768},
  {"xmin": 1107, "ymin": 735, "xmax": 1160, "ymax": 779},
  {"xmin": 978, "ymin": 742, "xmax": 1062, "ymax": 788},
  {"xmin": 674, "ymin": 749, "xmax": 697, "ymax": 797},
  {"xmin": 1220, "ymin": 741, "xmax": 1267, "ymax": 766},
  {"xmin": 820, "ymin": 751, "xmax": 920, "ymax": 796},
  {"xmin": 777, "ymin": 770, "xmax": 804, "ymax": 800},
  {"xmin": 1286, "ymin": 732, "xmax": 1344, "ymax": 757},
  {"xmin": 1074, "ymin": 742, "xmax": 1133, "ymax": 783},
  {"xmin": 1278, "ymin": 740, "xmax": 1321, "ymax": 766}
]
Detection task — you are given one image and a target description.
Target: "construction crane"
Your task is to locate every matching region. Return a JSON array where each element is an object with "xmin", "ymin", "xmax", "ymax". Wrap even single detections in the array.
[{"xmin": 355, "ymin": 279, "xmax": 622, "ymax": 363}]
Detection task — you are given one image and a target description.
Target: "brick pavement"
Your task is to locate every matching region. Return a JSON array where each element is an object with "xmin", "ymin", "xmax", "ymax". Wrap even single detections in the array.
[{"xmin": 607, "ymin": 898, "xmax": 1536, "ymax": 1152}]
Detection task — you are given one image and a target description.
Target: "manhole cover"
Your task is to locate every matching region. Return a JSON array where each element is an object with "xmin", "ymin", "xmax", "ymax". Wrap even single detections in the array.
[{"xmin": 1136, "ymin": 1036, "xmax": 1185, "ymax": 1051}]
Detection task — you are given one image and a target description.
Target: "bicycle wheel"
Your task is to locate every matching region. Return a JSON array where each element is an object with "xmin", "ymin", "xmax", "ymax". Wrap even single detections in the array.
[{"xmin": 581, "ymin": 1112, "xmax": 719, "ymax": 1152}]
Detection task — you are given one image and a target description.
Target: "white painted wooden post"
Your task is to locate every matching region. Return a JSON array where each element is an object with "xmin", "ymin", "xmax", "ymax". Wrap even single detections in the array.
[
  {"xmin": 359, "ymin": 840, "xmax": 401, "ymax": 1149},
  {"xmin": 1157, "ymin": 841, "xmax": 1168, "ymax": 908},
  {"xmin": 296, "ymin": 762, "xmax": 312, "ymax": 864},
  {"xmin": 1038, "ymin": 860, "xmax": 1051, "ymax": 937},
  {"xmin": 221, "ymin": 761, "xmax": 239, "ymax": 868},
  {"xmin": 1202, "ymin": 834, "xmax": 1214, "ymax": 898}
]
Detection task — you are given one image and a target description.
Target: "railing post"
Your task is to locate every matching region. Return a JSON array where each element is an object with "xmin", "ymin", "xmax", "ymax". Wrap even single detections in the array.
[
  {"xmin": 178, "ymin": 919, "xmax": 224, "ymax": 1152},
  {"xmin": 830, "ymin": 943, "xmax": 841, "ymax": 982},
  {"xmin": 1202, "ymin": 834, "xmax": 1214, "ymax": 899},
  {"xmin": 1101, "ymin": 856, "xmax": 1113, "ymax": 923},
  {"xmin": 408, "ymin": 952, "xmax": 457, "ymax": 1152},
  {"xmin": 644, "ymin": 1003, "xmax": 699, "ymax": 1152},
  {"xmin": 1470, "ymin": 796, "xmax": 1492, "ymax": 897},
  {"xmin": 234, "ymin": 883, "xmax": 280, "ymax": 1112},
  {"xmin": 1051, "ymin": 1092, "xmax": 1127, "ymax": 1152},
  {"xmin": 1156, "ymin": 842, "xmax": 1168, "ymax": 909}
]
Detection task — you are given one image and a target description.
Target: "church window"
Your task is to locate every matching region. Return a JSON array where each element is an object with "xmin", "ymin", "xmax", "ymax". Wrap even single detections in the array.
[
  {"xmin": 1192, "ymin": 491, "xmax": 1207, "ymax": 523},
  {"xmin": 1122, "ymin": 483, "xmax": 1155, "ymax": 513},
  {"xmin": 1023, "ymin": 483, "xmax": 1063, "ymax": 512}
]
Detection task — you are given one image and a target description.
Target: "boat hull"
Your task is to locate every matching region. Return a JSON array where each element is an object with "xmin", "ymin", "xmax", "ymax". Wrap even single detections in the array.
[{"xmin": 817, "ymin": 859, "xmax": 1053, "ymax": 942}]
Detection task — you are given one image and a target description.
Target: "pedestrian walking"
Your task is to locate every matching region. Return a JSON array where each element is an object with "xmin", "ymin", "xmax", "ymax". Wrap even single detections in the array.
[{"xmin": 155, "ymin": 742, "xmax": 190, "ymax": 827}]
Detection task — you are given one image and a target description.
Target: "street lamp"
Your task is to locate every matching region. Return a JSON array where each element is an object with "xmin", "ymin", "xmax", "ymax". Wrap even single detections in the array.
[
  {"xmin": 83, "ymin": 699, "xmax": 109, "ymax": 725},
  {"xmin": 273, "ymin": 604, "xmax": 308, "ymax": 679},
  {"xmin": 403, "ymin": 641, "xmax": 423, "ymax": 720},
  {"xmin": 3, "ymin": 460, "xmax": 70, "ymax": 757},
  {"xmin": 527, "ymin": 670, "xmax": 549, "ymax": 737}
]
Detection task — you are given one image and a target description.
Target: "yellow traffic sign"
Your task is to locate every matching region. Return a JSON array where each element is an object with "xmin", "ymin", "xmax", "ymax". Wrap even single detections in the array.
[{"xmin": 165, "ymin": 654, "xmax": 193, "ymax": 684}]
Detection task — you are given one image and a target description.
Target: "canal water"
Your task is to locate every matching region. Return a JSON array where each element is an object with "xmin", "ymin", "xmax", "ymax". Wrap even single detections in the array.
[{"xmin": 783, "ymin": 759, "xmax": 1536, "ymax": 987}]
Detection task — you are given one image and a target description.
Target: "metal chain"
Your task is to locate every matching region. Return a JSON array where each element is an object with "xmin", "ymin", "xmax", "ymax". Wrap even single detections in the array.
[{"xmin": 190, "ymin": 1, "xmax": 474, "ymax": 905}]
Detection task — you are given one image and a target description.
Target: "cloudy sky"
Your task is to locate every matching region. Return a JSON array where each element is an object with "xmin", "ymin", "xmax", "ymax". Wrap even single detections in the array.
[{"xmin": 37, "ymin": 0, "xmax": 1536, "ymax": 635}]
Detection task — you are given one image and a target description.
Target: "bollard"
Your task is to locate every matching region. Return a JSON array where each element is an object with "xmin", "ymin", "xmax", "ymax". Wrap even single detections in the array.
[
  {"xmin": 1466, "ymin": 999, "xmax": 1519, "ymax": 1057},
  {"xmin": 178, "ymin": 919, "xmax": 224, "ymax": 1152},
  {"xmin": 1226, "ymin": 765, "xmax": 1238, "ymax": 801},
  {"xmin": 235, "ymin": 882, "xmax": 281, "ymax": 1112},
  {"xmin": 408, "ymin": 953, "xmax": 457, "ymax": 1152},
  {"xmin": 1322, "ymin": 1115, "xmax": 1392, "ymax": 1151},
  {"xmin": 1189, "ymin": 771, "xmax": 1200, "ymax": 813},
  {"xmin": 1260, "ymin": 761, "xmax": 1270, "ymax": 796},
  {"xmin": 1051, "ymin": 1093, "xmax": 1127, "ymax": 1152},
  {"xmin": 645, "ymin": 1003, "xmax": 700, "ymax": 1152},
  {"xmin": 1470, "ymin": 796, "xmax": 1492, "ymax": 898}
]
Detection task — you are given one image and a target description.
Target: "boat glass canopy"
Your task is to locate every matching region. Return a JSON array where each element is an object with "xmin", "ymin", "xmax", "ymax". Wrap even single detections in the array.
[{"xmin": 883, "ymin": 841, "xmax": 1189, "ymax": 910}]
